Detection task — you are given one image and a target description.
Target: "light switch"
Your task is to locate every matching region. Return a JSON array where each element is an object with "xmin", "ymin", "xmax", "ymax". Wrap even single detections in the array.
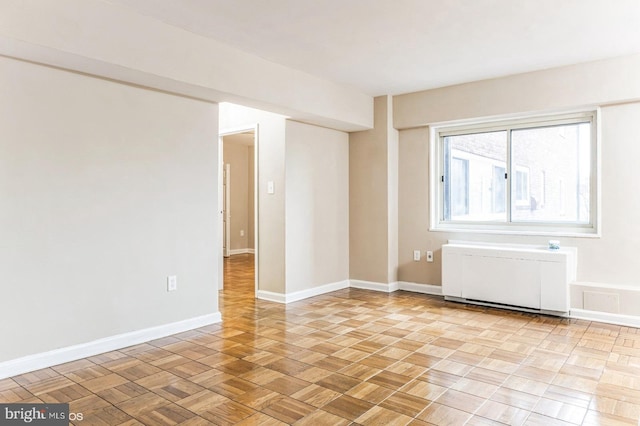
[{"xmin": 267, "ymin": 181, "xmax": 275, "ymax": 194}]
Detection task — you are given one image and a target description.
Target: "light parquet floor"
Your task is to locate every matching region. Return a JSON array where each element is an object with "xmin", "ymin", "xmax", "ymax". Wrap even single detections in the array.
[{"xmin": 2, "ymin": 253, "xmax": 640, "ymax": 425}]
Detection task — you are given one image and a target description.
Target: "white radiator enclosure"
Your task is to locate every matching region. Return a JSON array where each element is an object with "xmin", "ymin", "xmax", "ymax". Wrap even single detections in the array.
[{"xmin": 442, "ymin": 241, "xmax": 577, "ymax": 315}]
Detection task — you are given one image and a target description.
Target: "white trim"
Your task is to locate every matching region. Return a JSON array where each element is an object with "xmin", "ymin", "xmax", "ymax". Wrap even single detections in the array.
[
  {"xmin": 285, "ymin": 280, "xmax": 350, "ymax": 303},
  {"xmin": 256, "ymin": 290, "xmax": 287, "ymax": 303},
  {"xmin": 573, "ymin": 281, "xmax": 640, "ymax": 291},
  {"xmin": 349, "ymin": 280, "xmax": 399, "ymax": 293},
  {"xmin": 0, "ymin": 312, "xmax": 221, "ymax": 380},
  {"xmin": 257, "ymin": 280, "xmax": 350, "ymax": 304},
  {"xmin": 223, "ymin": 163, "xmax": 231, "ymax": 258},
  {"xmin": 258, "ymin": 280, "xmax": 443, "ymax": 301},
  {"xmin": 229, "ymin": 248, "xmax": 255, "ymax": 255},
  {"xmin": 218, "ymin": 136, "xmax": 224, "ymax": 290},
  {"xmin": 570, "ymin": 309, "xmax": 640, "ymax": 328},
  {"xmin": 219, "ymin": 125, "xmax": 258, "ymax": 137},
  {"xmin": 398, "ymin": 281, "xmax": 442, "ymax": 296}
]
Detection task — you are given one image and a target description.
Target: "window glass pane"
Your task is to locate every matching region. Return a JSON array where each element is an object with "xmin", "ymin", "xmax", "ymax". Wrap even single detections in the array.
[
  {"xmin": 444, "ymin": 131, "xmax": 507, "ymax": 221},
  {"xmin": 510, "ymin": 123, "xmax": 591, "ymax": 223},
  {"xmin": 451, "ymin": 158, "xmax": 469, "ymax": 216}
]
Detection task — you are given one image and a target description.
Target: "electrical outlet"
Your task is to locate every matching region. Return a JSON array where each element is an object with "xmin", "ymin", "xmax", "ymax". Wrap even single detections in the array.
[
  {"xmin": 167, "ymin": 275, "xmax": 177, "ymax": 292},
  {"xmin": 426, "ymin": 251, "xmax": 434, "ymax": 262},
  {"xmin": 240, "ymin": 229, "xmax": 245, "ymax": 237},
  {"xmin": 413, "ymin": 250, "xmax": 421, "ymax": 261}
]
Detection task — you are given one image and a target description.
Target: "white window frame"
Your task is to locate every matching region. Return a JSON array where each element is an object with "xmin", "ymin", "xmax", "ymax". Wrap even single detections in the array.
[{"xmin": 429, "ymin": 109, "xmax": 600, "ymax": 237}]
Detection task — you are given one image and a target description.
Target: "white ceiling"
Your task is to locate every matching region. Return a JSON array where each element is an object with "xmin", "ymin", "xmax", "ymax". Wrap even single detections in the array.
[{"xmin": 108, "ymin": 0, "xmax": 640, "ymax": 96}]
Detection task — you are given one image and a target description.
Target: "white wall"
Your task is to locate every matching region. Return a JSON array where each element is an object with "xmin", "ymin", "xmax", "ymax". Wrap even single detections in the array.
[
  {"xmin": 0, "ymin": 56, "xmax": 219, "ymax": 363},
  {"xmin": 0, "ymin": 0, "xmax": 373, "ymax": 132},
  {"xmin": 285, "ymin": 121, "xmax": 350, "ymax": 293},
  {"xmin": 394, "ymin": 53, "xmax": 640, "ymax": 129}
]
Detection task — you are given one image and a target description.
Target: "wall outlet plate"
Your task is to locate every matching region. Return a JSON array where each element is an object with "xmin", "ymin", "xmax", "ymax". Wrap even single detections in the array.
[
  {"xmin": 167, "ymin": 275, "xmax": 177, "ymax": 292},
  {"xmin": 413, "ymin": 250, "xmax": 421, "ymax": 261},
  {"xmin": 426, "ymin": 251, "xmax": 434, "ymax": 262}
]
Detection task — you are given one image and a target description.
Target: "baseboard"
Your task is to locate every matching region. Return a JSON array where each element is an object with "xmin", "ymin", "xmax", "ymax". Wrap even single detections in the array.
[
  {"xmin": 257, "ymin": 280, "xmax": 350, "ymax": 304},
  {"xmin": 570, "ymin": 309, "xmax": 640, "ymax": 328},
  {"xmin": 285, "ymin": 280, "xmax": 350, "ymax": 303},
  {"xmin": 256, "ymin": 290, "xmax": 287, "ymax": 303},
  {"xmin": 0, "ymin": 312, "xmax": 221, "ymax": 380},
  {"xmin": 258, "ymin": 280, "xmax": 442, "ymax": 302},
  {"xmin": 229, "ymin": 248, "xmax": 255, "ymax": 255},
  {"xmin": 398, "ymin": 281, "xmax": 443, "ymax": 296},
  {"xmin": 349, "ymin": 280, "xmax": 399, "ymax": 293}
]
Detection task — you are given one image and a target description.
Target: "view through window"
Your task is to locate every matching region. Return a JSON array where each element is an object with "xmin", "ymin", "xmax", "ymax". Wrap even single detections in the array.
[{"xmin": 437, "ymin": 112, "xmax": 595, "ymax": 234}]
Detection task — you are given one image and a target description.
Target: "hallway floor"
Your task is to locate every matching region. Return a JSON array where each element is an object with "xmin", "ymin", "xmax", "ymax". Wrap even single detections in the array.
[{"xmin": 2, "ymin": 258, "xmax": 640, "ymax": 424}]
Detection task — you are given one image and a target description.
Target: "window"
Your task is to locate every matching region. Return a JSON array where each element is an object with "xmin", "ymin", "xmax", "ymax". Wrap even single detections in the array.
[{"xmin": 432, "ymin": 111, "xmax": 598, "ymax": 235}]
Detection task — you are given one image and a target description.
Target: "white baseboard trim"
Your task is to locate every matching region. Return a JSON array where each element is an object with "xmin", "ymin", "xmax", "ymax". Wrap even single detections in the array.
[
  {"xmin": 0, "ymin": 312, "xmax": 221, "ymax": 380},
  {"xmin": 398, "ymin": 281, "xmax": 443, "ymax": 296},
  {"xmin": 349, "ymin": 280, "xmax": 399, "ymax": 293},
  {"xmin": 257, "ymin": 280, "xmax": 350, "ymax": 304},
  {"xmin": 229, "ymin": 248, "xmax": 255, "ymax": 255},
  {"xmin": 256, "ymin": 290, "xmax": 287, "ymax": 303},
  {"xmin": 570, "ymin": 309, "xmax": 640, "ymax": 328},
  {"xmin": 258, "ymin": 280, "xmax": 443, "ymax": 302},
  {"xmin": 286, "ymin": 280, "xmax": 350, "ymax": 303}
]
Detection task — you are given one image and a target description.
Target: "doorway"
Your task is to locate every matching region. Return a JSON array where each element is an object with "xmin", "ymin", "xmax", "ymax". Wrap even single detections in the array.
[{"xmin": 219, "ymin": 127, "xmax": 257, "ymax": 297}]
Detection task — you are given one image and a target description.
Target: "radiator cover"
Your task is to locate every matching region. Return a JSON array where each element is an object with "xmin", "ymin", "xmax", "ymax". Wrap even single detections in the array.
[{"xmin": 442, "ymin": 241, "xmax": 577, "ymax": 315}]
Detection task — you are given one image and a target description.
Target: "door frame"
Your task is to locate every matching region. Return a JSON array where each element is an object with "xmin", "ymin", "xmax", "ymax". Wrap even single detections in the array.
[
  {"xmin": 219, "ymin": 125, "xmax": 259, "ymax": 295},
  {"xmin": 223, "ymin": 163, "xmax": 231, "ymax": 258}
]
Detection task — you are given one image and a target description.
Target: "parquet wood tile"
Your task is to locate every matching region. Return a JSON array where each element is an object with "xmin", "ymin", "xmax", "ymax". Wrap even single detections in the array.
[
  {"xmin": 0, "ymin": 378, "xmax": 19, "ymax": 392},
  {"xmin": 260, "ymin": 395, "xmax": 315, "ymax": 424},
  {"xmin": 292, "ymin": 409, "xmax": 351, "ymax": 426},
  {"xmin": 379, "ymin": 391, "xmax": 431, "ymax": 417},
  {"xmin": 38, "ymin": 382, "xmax": 93, "ymax": 403},
  {"xmin": 78, "ymin": 405, "xmax": 133, "ymax": 426},
  {"xmin": 69, "ymin": 393, "xmax": 113, "ymax": 416},
  {"xmin": 23, "ymin": 375, "xmax": 76, "ymax": 396},
  {"xmin": 474, "ymin": 399, "xmax": 530, "ymax": 425},
  {"xmin": 234, "ymin": 412, "xmax": 285, "ymax": 426},
  {"xmin": 96, "ymin": 382, "xmax": 149, "ymax": 405},
  {"xmin": 416, "ymin": 402, "xmax": 473, "ymax": 425},
  {"xmin": 357, "ymin": 405, "xmax": 415, "ymax": 425},
  {"xmin": 138, "ymin": 403, "xmax": 196, "ymax": 425},
  {"xmin": 0, "ymin": 386, "xmax": 35, "ymax": 403},
  {"xmin": 435, "ymin": 389, "xmax": 486, "ymax": 414},
  {"xmin": 322, "ymin": 394, "xmax": 374, "ymax": 420},
  {"xmin": 201, "ymin": 399, "xmax": 257, "ymax": 424},
  {"xmin": 4, "ymin": 253, "xmax": 640, "ymax": 424},
  {"xmin": 490, "ymin": 387, "xmax": 541, "ymax": 411},
  {"xmin": 82, "ymin": 373, "xmax": 130, "ymax": 393}
]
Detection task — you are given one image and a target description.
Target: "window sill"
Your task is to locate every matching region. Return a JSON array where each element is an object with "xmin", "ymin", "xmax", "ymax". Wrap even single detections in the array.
[{"xmin": 430, "ymin": 224, "xmax": 600, "ymax": 239}]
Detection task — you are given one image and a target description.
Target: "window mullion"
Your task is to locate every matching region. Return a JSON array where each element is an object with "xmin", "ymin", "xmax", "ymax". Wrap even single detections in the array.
[{"xmin": 506, "ymin": 129, "xmax": 512, "ymax": 224}]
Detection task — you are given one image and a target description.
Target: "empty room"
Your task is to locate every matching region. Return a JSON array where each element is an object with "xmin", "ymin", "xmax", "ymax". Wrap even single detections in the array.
[{"xmin": 2, "ymin": 1, "xmax": 640, "ymax": 425}]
